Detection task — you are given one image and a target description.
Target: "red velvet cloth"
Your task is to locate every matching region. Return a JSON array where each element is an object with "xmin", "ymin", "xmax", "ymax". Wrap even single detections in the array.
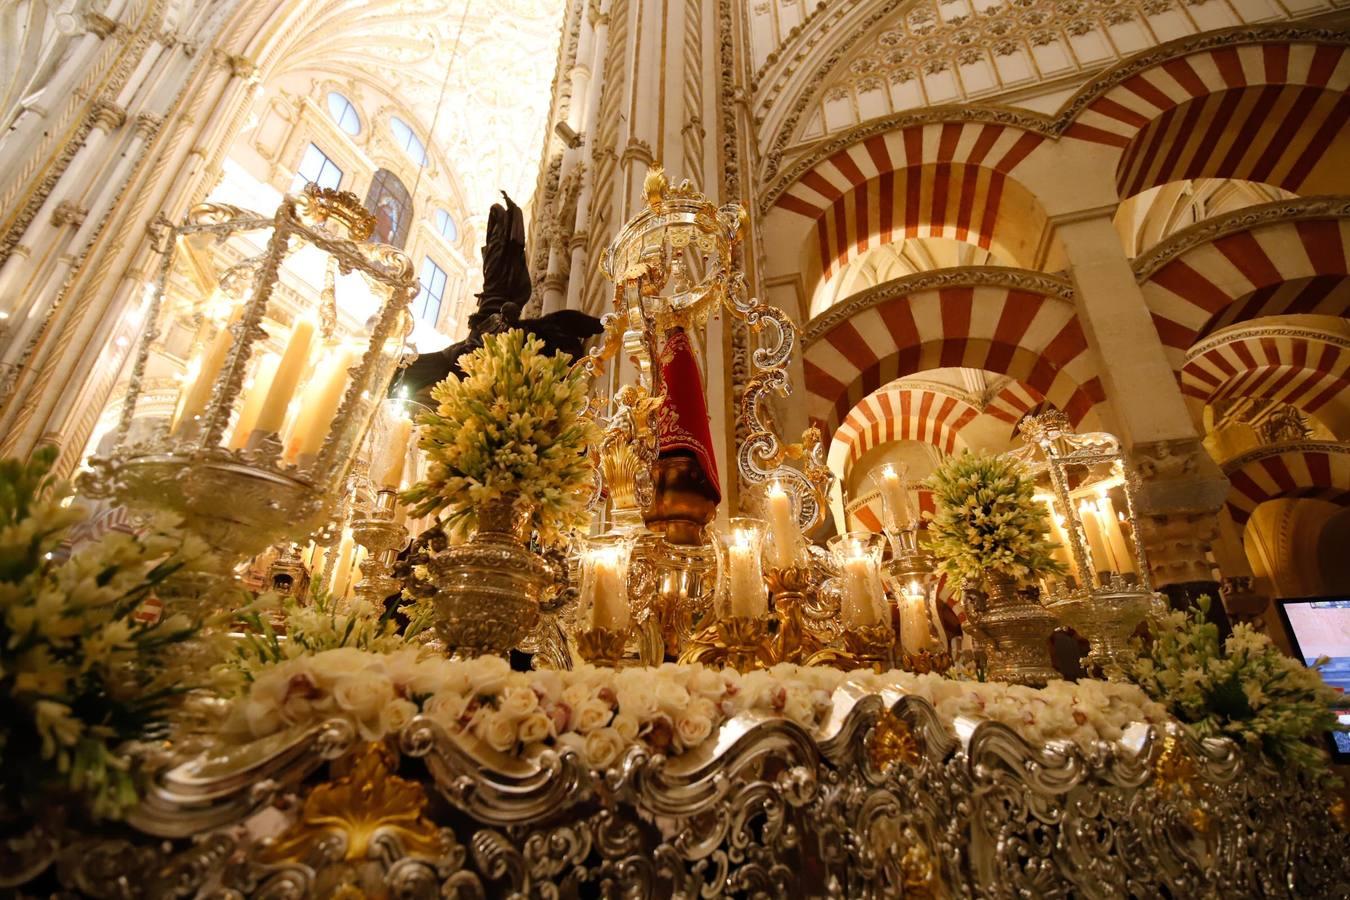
[{"xmin": 655, "ymin": 327, "xmax": 721, "ymax": 501}]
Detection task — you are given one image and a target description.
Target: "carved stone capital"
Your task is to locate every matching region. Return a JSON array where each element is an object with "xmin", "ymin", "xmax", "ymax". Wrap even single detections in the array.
[
  {"xmin": 1137, "ymin": 510, "xmax": 1220, "ymax": 589},
  {"xmin": 1130, "ymin": 438, "xmax": 1230, "ymax": 516},
  {"xmin": 211, "ymin": 48, "xmax": 257, "ymax": 80},
  {"xmin": 134, "ymin": 113, "xmax": 164, "ymax": 139},
  {"xmin": 51, "ymin": 201, "xmax": 88, "ymax": 229},
  {"xmin": 89, "ymin": 99, "xmax": 126, "ymax": 133},
  {"xmin": 84, "ymin": 12, "xmax": 120, "ymax": 39},
  {"xmin": 621, "ymin": 138, "xmax": 654, "ymax": 168},
  {"xmin": 1219, "ymin": 576, "xmax": 1268, "ymax": 627}
]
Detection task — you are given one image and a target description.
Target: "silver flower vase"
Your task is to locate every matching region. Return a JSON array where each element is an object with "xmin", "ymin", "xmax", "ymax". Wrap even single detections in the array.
[
  {"xmin": 429, "ymin": 495, "xmax": 545, "ymax": 658},
  {"xmin": 966, "ymin": 572, "xmax": 1059, "ymax": 686}
]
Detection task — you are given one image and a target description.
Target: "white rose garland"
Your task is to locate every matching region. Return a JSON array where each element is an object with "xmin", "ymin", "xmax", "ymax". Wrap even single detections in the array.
[{"xmin": 223, "ymin": 650, "xmax": 1171, "ymax": 766}]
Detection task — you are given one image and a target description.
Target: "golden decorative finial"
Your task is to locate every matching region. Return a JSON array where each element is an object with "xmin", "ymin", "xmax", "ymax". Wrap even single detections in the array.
[{"xmin": 643, "ymin": 164, "xmax": 668, "ymax": 209}]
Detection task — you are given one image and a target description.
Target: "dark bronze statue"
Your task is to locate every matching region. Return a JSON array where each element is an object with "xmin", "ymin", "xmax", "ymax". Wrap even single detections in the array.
[{"xmin": 398, "ymin": 192, "xmax": 602, "ymax": 398}]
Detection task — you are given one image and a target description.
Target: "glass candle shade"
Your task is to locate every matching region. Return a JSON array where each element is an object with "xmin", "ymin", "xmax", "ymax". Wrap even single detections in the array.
[
  {"xmin": 362, "ymin": 397, "xmax": 429, "ymax": 494},
  {"xmin": 715, "ymin": 518, "xmax": 769, "ymax": 620},
  {"xmin": 578, "ymin": 534, "xmax": 635, "ymax": 632},
  {"xmin": 828, "ymin": 531, "xmax": 889, "ymax": 630},
  {"xmin": 85, "ymin": 187, "xmax": 417, "ymax": 561},
  {"xmin": 871, "ymin": 463, "xmax": 914, "ymax": 534},
  {"xmin": 760, "ymin": 479, "xmax": 808, "ymax": 571},
  {"xmin": 896, "ymin": 576, "xmax": 937, "ymax": 656}
]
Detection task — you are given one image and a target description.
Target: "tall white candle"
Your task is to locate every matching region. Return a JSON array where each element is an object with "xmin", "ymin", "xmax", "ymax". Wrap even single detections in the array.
[
  {"xmin": 228, "ymin": 353, "xmax": 280, "ymax": 449},
  {"xmin": 1039, "ymin": 497, "xmax": 1074, "ymax": 571},
  {"xmin": 1078, "ymin": 500, "xmax": 1112, "ymax": 584},
  {"xmin": 584, "ymin": 545, "xmax": 629, "ymax": 631},
  {"xmin": 765, "ymin": 482, "xmax": 798, "ymax": 569},
  {"xmin": 898, "ymin": 582, "xmax": 934, "ymax": 655},
  {"xmin": 376, "ymin": 414, "xmax": 414, "ymax": 490},
  {"xmin": 328, "ymin": 530, "xmax": 355, "ymax": 600},
  {"xmin": 173, "ymin": 322, "xmax": 235, "ymax": 434},
  {"xmin": 841, "ymin": 553, "xmax": 884, "ymax": 628},
  {"xmin": 253, "ymin": 317, "xmax": 316, "ymax": 438},
  {"xmin": 286, "ymin": 347, "xmax": 355, "ymax": 462},
  {"xmin": 1096, "ymin": 494, "xmax": 1137, "ymax": 575},
  {"xmin": 727, "ymin": 529, "xmax": 767, "ymax": 618},
  {"xmin": 878, "ymin": 464, "xmax": 912, "ymax": 531}
]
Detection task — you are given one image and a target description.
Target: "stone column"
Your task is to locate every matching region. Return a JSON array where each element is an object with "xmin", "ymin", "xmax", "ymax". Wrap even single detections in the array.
[{"xmin": 1053, "ymin": 210, "xmax": 1231, "ymax": 629}]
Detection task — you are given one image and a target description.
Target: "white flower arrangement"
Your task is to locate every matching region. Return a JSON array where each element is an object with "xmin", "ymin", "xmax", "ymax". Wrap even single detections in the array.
[
  {"xmin": 1132, "ymin": 597, "xmax": 1344, "ymax": 774},
  {"xmin": 223, "ymin": 649, "xmax": 1169, "ymax": 767},
  {"xmin": 925, "ymin": 450, "xmax": 1065, "ymax": 586},
  {"xmin": 403, "ymin": 329, "xmax": 599, "ymax": 545},
  {"xmin": 0, "ymin": 449, "xmax": 217, "ymax": 818}
]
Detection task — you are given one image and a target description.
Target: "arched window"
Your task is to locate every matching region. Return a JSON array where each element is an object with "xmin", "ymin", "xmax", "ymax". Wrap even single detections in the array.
[
  {"xmin": 364, "ymin": 169, "xmax": 413, "ymax": 248},
  {"xmin": 389, "ymin": 116, "xmax": 429, "ymax": 167},
  {"xmin": 434, "ymin": 208, "xmax": 458, "ymax": 242},
  {"xmin": 326, "ymin": 92, "xmax": 361, "ymax": 135},
  {"xmin": 417, "ymin": 257, "xmax": 448, "ymax": 324}
]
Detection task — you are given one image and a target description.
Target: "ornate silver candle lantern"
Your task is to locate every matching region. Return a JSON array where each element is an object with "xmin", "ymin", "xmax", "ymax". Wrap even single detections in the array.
[
  {"xmin": 83, "ymin": 186, "xmax": 416, "ymax": 563},
  {"xmin": 1009, "ymin": 412, "xmax": 1165, "ymax": 676}
]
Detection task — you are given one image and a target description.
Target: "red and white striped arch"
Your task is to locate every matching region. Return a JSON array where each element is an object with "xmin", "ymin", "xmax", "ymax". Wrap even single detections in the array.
[
  {"xmin": 1064, "ymin": 41, "xmax": 1350, "ymax": 197},
  {"xmin": 1181, "ymin": 331, "xmax": 1350, "ymax": 422},
  {"xmin": 1223, "ymin": 443, "xmax": 1350, "ymax": 524},
  {"xmin": 765, "ymin": 123, "xmax": 1051, "ymax": 296},
  {"xmin": 1141, "ymin": 216, "xmax": 1350, "ymax": 362},
  {"xmin": 847, "ymin": 489, "xmax": 937, "ymax": 534},
  {"xmin": 832, "ymin": 388, "xmax": 979, "ymax": 469},
  {"xmin": 804, "ymin": 280, "xmax": 1105, "ymax": 436}
]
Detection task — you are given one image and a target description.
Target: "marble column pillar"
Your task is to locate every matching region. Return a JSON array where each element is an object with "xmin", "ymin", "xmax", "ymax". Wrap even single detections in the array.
[{"xmin": 1053, "ymin": 210, "xmax": 1232, "ymax": 628}]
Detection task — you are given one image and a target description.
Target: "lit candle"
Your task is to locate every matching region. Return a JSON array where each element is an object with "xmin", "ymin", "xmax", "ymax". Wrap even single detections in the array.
[
  {"xmin": 1096, "ymin": 493, "xmax": 1138, "ymax": 575},
  {"xmin": 765, "ymin": 482, "xmax": 798, "ymax": 570},
  {"xmin": 878, "ymin": 463, "xmax": 912, "ymax": 531},
  {"xmin": 346, "ymin": 547, "xmax": 367, "ymax": 599},
  {"xmin": 286, "ymin": 347, "xmax": 355, "ymax": 462},
  {"xmin": 228, "ymin": 353, "xmax": 280, "ymax": 449},
  {"xmin": 727, "ymin": 528, "xmax": 767, "ymax": 618},
  {"xmin": 376, "ymin": 414, "xmax": 414, "ymax": 490},
  {"xmin": 328, "ymin": 529, "xmax": 354, "ymax": 600},
  {"xmin": 252, "ymin": 317, "xmax": 316, "ymax": 439},
  {"xmin": 899, "ymin": 581, "xmax": 934, "ymax": 655},
  {"xmin": 173, "ymin": 322, "xmax": 235, "ymax": 433},
  {"xmin": 841, "ymin": 551, "xmax": 885, "ymax": 628},
  {"xmin": 1038, "ymin": 496, "xmax": 1075, "ymax": 570},
  {"xmin": 584, "ymin": 545, "xmax": 629, "ymax": 631},
  {"xmin": 1078, "ymin": 500, "xmax": 1112, "ymax": 584}
]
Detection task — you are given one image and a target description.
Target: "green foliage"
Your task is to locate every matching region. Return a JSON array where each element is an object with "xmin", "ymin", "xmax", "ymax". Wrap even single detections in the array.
[
  {"xmin": 1133, "ymin": 598, "xmax": 1344, "ymax": 775},
  {"xmin": 0, "ymin": 449, "xmax": 214, "ymax": 818},
  {"xmin": 402, "ymin": 329, "xmax": 599, "ymax": 545},
  {"xmin": 924, "ymin": 450, "xmax": 1065, "ymax": 586}
]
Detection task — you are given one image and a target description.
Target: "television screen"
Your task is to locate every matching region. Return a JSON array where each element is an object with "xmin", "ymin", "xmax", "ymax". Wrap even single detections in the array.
[{"xmin": 1274, "ymin": 597, "xmax": 1350, "ymax": 762}]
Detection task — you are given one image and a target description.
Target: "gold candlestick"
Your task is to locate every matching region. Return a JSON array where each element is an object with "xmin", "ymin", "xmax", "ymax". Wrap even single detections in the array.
[
  {"xmin": 806, "ymin": 624, "xmax": 896, "ymax": 673},
  {"xmin": 765, "ymin": 564, "xmax": 823, "ymax": 663},
  {"xmin": 575, "ymin": 627, "xmax": 630, "ymax": 667},
  {"xmin": 349, "ymin": 490, "xmax": 408, "ymax": 612}
]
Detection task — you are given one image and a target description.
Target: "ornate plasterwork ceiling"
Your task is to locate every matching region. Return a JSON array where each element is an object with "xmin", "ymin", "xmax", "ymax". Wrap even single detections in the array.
[
  {"xmin": 268, "ymin": 0, "xmax": 565, "ymax": 217},
  {"xmin": 755, "ymin": 0, "xmax": 1346, "ymax": 156}
]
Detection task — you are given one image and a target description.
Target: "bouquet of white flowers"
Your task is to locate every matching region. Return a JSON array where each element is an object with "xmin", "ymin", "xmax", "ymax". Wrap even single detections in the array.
[
  {"xmin": 924, "ymin": 450, "xmax": 1064, "ymax": 586},
  {"xmin": 403, "ymin": 329, "xmax": 598, "ymax": 545},
  {"xmin": 0, "ymin": 449, "xmax": 215, "ymax": 818},
  {"xmin": 1132, "ymin": 597, "xmax": 1344, "ymax": 774}
]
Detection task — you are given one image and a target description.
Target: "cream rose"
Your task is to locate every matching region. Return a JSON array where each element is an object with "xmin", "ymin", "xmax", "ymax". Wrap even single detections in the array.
[
  {"xmin": 331, "ymin": 675, "xmax": 395, "ymax": 736},
  {"xmin": 517, "ymin": 711, "xmax": 553, "ymax": 745},
  {"xmin": 674, "ymin": 709, "xmax": 714, "ymax": 748},
  {"xmin": 561, "ymin": 683, "xmax": 592, "ymax": 708},
  {"xmin": 655, "ymin": 680, "xmax": 690, "ymax": 713},
  {"xmin": 423, "ymin": 691, "xmax": 470, "ymax": 727},
  {"xmin": 464, "ymin": 656, "xmax": 511, "ymax": 695},
  {"xmin": 381, "ymin": 698, "xmax": 418, "ymax": 734},
  {"xmin": 611, "ymin": 712, "xmax": 640, "ymax": 743},
  {"xmin": 477, "ymin": 710, "xmax": 519, "ymax": 753},
  {"xmin": 500, "ymin": 685, "xmax": 540, "ymax": 719},
  {"xmin": 614, "ymin": 682, "xmax": 659, "ymax": 720},
  {"xmin": 573, "ymin": 698, "xmax": 613, "ymax": 733},
  {"xmin": 582, "ymin": 727, "xmax": 625, "ymax": 768}
]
